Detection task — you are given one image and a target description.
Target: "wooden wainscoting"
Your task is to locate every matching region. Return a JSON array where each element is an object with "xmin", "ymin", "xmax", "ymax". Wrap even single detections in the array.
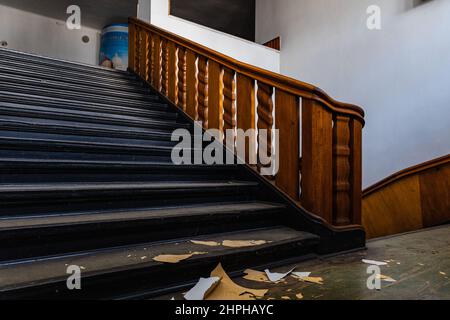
[{"xmin": 362, "ymin": 155, "xmax": 450, "ymax": 238}]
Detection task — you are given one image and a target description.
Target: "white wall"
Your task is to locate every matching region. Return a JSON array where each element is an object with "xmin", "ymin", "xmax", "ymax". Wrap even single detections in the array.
[
  {"xmin": 0, "ymin": 4, "xmax": 101, "ymax": 65},
  {"xmin": 137, "ymin": 0, "xmax": 151, "ymax": 23},
  {"xmin": 147, "ymin": 0, "xmax": 280, "ymax": 73},
  {"xmin": 256, "ymin": 0, "xmax": 450, "ymax": 187}
]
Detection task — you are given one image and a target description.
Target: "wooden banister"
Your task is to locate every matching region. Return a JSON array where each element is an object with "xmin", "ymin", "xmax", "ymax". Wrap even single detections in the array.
[{"xmin": 128, "ymin": 18, "xmax": 365, "ymax": 227}]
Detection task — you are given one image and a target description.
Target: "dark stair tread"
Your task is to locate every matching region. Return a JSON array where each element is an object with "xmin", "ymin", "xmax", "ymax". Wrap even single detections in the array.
[
  {"xmin": 0, "ymin": 102, "xmax": 186, "ymax": 130},
  {"xmin": 0, "ymin": 202, "xmax": 285, "ymax": 230},
  {"xmin": 0, "ymin": 131, "xmax": 191, "ymax": 151},
  {"xmin": 0, "ymin": 117, "xmax": 177, "ymax": 141},
  {"xmin": 0, "ymin": 100, "xmax": 177, "ymax": 121},
  {"xmin": 0, "ymin": 181, "xmax": 258, "ymax": 194},
  {"xmin": 0, "ymin": 158, "xmax": 238, "ymax": 171},
  {"xmin": 0, "ymin": 48, "xmax": 135, "ymax": 80},
  {"xmin": 0, "ymin": 75, "xmax": 157, "ymax": 103},
  {"xmin": 0, "ymin": 227, "xmax": 318, "ymax": 291},
  {"xmin": 0, "ymin": 63, "xmax": 150, "ymax": 94},
  {"xmin": 0, "ymin": 82, "xmax": 158, "ymax": 108},
  {"xmin": 0, "ymin": 91, "xmax": 170, "ymax": 113}
]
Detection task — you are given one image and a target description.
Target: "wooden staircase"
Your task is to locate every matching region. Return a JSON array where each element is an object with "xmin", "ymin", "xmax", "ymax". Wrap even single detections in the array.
[{"xmin": 0, "ymin": 42, "xmax": 364, "ymax": 300}]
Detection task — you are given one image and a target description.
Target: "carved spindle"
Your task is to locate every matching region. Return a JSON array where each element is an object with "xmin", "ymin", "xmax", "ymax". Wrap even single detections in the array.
[
  {"xmin": 161, "ymin": 39, "xmax": 169, "ymax": 96},
  {"xmin": 186, "ymin": 50, "xmax": 198, "ymax": 120},
  {"xmin": 140, "ymin": 30, "xmax": 149, "ymax": 81},
  {"xmin": 168, "ymin": 42, "xmax": 178, "ymax": 103},
  {"xmin": 197, "ymin": 56, "xmax": 209, "ymax": 128},
  {"xmin": 177, "ymin": 47, "xmax": 187, "ymax": 111},
  {"xmin": 152, "ymin": 34, "xmax": 161, "ymax": 90},
  {"xmin": 333, "ymin": 115, "xmax": 352, "ymax": 225},
  {"xmin": 134, "ymin": 27, "xmax": 141, "ymax": 75},
  {"xmin": 223, "ymin": 68, "xmax": 236, "ymax": 146},
  {"xmin": 257, "ymin": 82, "xmax": 274, "ymax": 174}
]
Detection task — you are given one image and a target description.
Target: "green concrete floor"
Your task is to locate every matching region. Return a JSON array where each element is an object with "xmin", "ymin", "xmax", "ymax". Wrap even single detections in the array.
[{"xmin": 162, "ymin": 225, "xmax": 450, "ymax": 300}]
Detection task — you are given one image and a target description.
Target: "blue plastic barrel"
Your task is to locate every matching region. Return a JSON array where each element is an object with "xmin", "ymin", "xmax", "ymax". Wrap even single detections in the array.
[{"xmin": 99, "ymin": 23, "xmax": 129, "ymax": 70}]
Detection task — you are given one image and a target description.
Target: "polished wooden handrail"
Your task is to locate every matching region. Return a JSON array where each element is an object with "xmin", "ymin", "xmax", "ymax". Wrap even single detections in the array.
[
  {"xmin": 364, "ymin": 154, "xmax": 450, "ymax": 197},
  {"xmin": 128, "ymin": 17, "xmax": 365, "ymax": 227}
]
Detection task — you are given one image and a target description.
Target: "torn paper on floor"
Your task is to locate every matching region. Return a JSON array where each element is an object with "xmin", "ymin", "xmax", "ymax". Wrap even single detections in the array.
[
  {"xmin": 190, "ymin": 240, "xmax": 221, "ymax": 247},
  {"xmin": 265, "ymin": 268, "xmax": 295, "ymax": 283},
  {"xmin": 376, "ymin": 274, "xmax": 397, "ymax": 282},
  {"xmin": 184, "ymin": 277, "xmax": 221, "ymax": 300},
  {"xmin": 207, "ymin": 264, "xmax": 268, "ymax": 300},
  {"xmin": 362, "ymin": 259, "xmax": 388, "ymax": 266},
  {"xmin": 153, "ymin": 252, "xmax": 207, "ymax": 264},
  {"xmin": 222, "ymin": 240, "xmax": 271, "ymax": 248},
  {"xmin": 292, "ymin": 274, "xmax": 324, "ymax": 285},
  {"xmin": 243, "ymin": 269, "xmax": 270, "ymax": 283},
  {"xmin": 296, "ymin": 293, "xmax": 304, "ymax": 300},
  {"xmin": 292, "ymin": 272, "xmax": 311, "ymax": 278}
]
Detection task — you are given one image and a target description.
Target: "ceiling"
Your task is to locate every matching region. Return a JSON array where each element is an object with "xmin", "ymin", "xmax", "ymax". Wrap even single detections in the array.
[
  {"xmin": 170, "ymin": 0, "xmax": 256, "ymax": 41},
  {"xmin": 0, "ymin": 0, "xmax": 138, "ymax": 30}
]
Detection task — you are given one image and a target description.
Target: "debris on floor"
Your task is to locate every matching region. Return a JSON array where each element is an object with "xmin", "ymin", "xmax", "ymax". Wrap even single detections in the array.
[
  {"xmin": 292, "ymin": 275, "xmax": 324, "ymax": 285},
  {"xmin": 207, "ymin": 264, "xmax": 268, "ymax": 300},
  {"xmin": 184, "ymin": 277, "xmax": 221, "ymax": 300},
  {"xmin": 221, "ymin": 240, "xmax": 271, "ymax": 248},
  {"xmin": 362, "ymin": 259, "xmax": 388, "ymax": 266},
  {"xmin": 243, "ymin": 269, "xmax": 270, "ymax": 283},
  {"xmin": 153, "ymin": 252, "xmax": 207, "ymax": 264},
  {"xmin": 264, "ymin": 268, "xmax": 295, "ymax": 283},
  {"xmin": 296, "ymin": 293, "xmax": 304, "ymax": 300},
  {"xmin": 376, "ymin": 274, "xmax": 397, "ymax": 282},
  {"xmin": 292, "ymin": 272, "xmax": 311, "ymax": 278},
  {"xmin": 190, "ymin": 240, "xmax": 221, "ymax": 247}
]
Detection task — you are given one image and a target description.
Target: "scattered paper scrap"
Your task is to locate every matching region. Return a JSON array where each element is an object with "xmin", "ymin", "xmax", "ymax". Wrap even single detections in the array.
[
  {"xmin": 222, "ymin": 240, "xmax": 270, "ymax": 248},
  {"xmin": 191, "ymin": 240, "xmax": 221, "ymax": 247},
  {"xmin": 362, "ymin": 259, "xmax": 388, "ymax": 266},
  {"xmin": 141, "ymin": 256, "xmax": 147, "ymax": 260},
  {"xmin": 296, "ymin": 293, "xmax": 304, "ymax": 300},
  {"xmin": 376, "ymin": 274, "xmax": 397, "ymax": 282},
  {"xmin": 184, "ymin": 277, "xmax": 221, "ymax": 300},
  {"xmin": 153, "ymin": 252, "xmax": 207, "ymax": 264},
  {"xmin": 243, "ymin": 269, "xmax": 270, "ymax": 283},
  {"xmin": 265, "ymin": 268, "xmax": 295, "ymax": 283},
  {"xmin": 292, "ymin": 272, "xmax": 311, "ymax": 278},
  {"xmin": 439, "ymin": 272, "xmax": 447, "ymax": 276},
  {"xmin": 281, "ymin": 296, "xmax": 290, "ymax": 300},
  {"xmin": 207, "ymin": 264, "xmax": 268, "ymax": 300},
  {"xmin": 293, "ymin": 275, "xmax": 324, "ymax": 285}
]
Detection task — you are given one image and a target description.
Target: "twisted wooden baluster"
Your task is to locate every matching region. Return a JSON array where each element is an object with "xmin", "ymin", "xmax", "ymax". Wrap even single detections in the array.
[
  {"xmin": 197, "ymin": 56, "xmax": 209, "ymax": 128},
  {"xmin": 134, "ymin": 27, "xmax": 141, "ymax": 75},
  {"xmin": 177, "ymin": 47, "xmax": 187, "ymax": 112},
  {"xmin": 161, "ymin": 39, "xmax": 169, "ymax": 96},
  {"xmin": 223, "ymin": 68, "xmax": 236, "ymax": 146},
  {"xmin": 257, "ymin": 82, "xmax": 274, "ymax": 174}
]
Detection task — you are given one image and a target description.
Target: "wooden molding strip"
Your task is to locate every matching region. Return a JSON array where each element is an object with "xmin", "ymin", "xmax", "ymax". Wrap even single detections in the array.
[
  {"xmin": 263, "ymin": 37, "xmax": 281, "ymax": 51},
  {"xmin": 129, "ymin": 18, "xmax": 365, "ymax": 125},
  {"xmin": 363, "ymin": 154, "xmax": 450, "ymax": 197}
]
